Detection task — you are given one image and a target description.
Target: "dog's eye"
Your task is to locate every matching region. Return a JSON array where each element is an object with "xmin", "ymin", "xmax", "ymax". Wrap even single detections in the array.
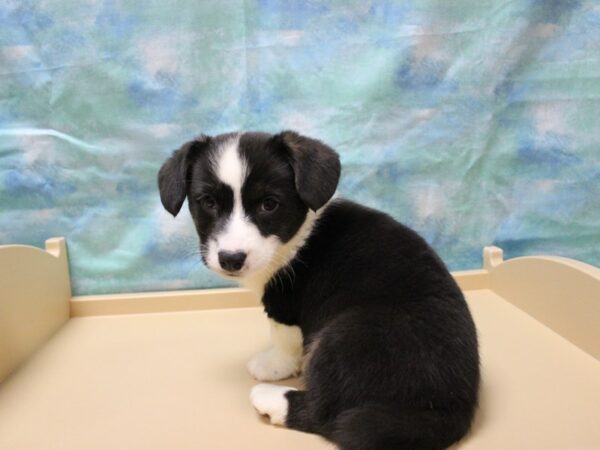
[
  {"xmin": 198, "ymin": 195, "xmax": 217, "ymax": 211},
  {"xmin": 261, "ymin": 197, "xmax": 279, "ymax": 213}
]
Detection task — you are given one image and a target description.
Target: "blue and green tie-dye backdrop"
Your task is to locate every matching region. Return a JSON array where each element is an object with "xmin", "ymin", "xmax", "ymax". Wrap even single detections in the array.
[{"xmin": 1, "ymin": 1, "xmax": 599, "ymax": 295}]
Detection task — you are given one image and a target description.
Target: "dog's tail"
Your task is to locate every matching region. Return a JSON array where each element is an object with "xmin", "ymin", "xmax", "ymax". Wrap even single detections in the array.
[{"xmin": 330, "ymin": 404, "xmax": 473, "ymax": 450}]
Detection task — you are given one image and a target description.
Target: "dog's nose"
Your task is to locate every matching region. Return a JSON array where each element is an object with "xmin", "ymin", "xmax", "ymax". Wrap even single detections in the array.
[{"xmin": 218, "ymin": 251, "xmax": 247, "ymax": 272}]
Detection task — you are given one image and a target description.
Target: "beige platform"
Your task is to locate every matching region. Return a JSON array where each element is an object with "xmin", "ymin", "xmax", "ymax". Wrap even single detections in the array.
[{"xmin": 1, "ymin": 239, "xmax": 599, "ymax": 450}]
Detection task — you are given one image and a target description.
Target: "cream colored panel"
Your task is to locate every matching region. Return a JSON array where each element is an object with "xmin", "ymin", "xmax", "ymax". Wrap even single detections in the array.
[
  {"xmin": 464, "ymin": 289, "xmax": 600, "ymax": 449},
  {"xmin": 0, "ymin": 238, "xmax": 71, "ymax": 383},
  {"xmin": 484, "ymin": 246, "xmax": 600, "ymax": 361}
]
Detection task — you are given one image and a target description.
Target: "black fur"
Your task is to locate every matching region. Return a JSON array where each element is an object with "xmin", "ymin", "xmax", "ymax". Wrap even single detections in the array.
[
  {"xmin": 158, "ymin": 134, "xmax": 211, "ymax": 217},
  {"xmin": 157, "ymin": 131, "xmax": 341, "ymax": 264},
  {"xmin": 266, "ymin": 200, "xmax": 480, "ymax": 449},
  {"xmin": 158, "ymin": 131, "xmax": 480, "ymax": 450},
  {"xmin": 271, "ymin": 130, "xmax": 341, "ymax": 211},
  {"xmin": 237, "ymin": 132, "xmax": 311, "ymax": 242}
]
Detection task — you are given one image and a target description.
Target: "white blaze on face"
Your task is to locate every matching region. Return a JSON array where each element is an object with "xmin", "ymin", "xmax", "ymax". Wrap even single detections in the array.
[{"xmin": 207, "ymin": 136, "xmax": 281, "ymax": 276}]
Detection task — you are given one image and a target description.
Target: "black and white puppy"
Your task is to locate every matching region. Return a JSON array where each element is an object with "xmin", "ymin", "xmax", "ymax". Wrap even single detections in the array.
[{"xmin": 158, "ymin": 131, "xmax": 480, "ymax": 450}]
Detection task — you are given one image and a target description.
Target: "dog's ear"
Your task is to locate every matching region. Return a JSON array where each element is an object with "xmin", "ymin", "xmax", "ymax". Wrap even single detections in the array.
[
  {"xmin": 272, "ymin": 131, "xmax": 341, "ymax": 211},
  {"xmin": 158, "ymin": 135, "xmax": 211, "ymax": 217}
]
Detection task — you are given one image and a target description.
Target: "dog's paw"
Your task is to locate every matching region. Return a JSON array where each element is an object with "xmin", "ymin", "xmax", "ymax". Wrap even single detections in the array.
[
  {"xmin": 247, "ymin": 348, "xmax": 301, "ymax": 381},
  {"xmin": 250, "ymin": 383, "xmax": 296, "ymax": 426}
]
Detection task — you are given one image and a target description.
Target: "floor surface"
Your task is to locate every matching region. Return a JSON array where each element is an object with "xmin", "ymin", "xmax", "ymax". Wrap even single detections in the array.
[{"xmin": 1, "ymin": 290, "xmax": 600, "ymax": 449}]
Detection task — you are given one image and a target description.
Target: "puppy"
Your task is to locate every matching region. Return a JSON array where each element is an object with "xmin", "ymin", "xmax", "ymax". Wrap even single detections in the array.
[{"xmin": 158, "ymin": 131, "xmax": 480, "ymax": 450}]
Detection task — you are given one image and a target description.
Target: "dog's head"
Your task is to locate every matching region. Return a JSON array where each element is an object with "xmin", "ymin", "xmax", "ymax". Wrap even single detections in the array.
[{"xmin": 158, "ymin": 131, "xmax": 340, "ymax": 279}]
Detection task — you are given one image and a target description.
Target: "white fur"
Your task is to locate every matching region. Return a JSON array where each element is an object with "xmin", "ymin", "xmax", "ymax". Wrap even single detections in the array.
[
  {"xmin": 213, "ymin": 135, "xmax": 252, "ymax": 256},
  {"xmin": 247, "ymin": 320, "xmax": 303, "ymax": 381},
  {"xmin": 250, "ymin": 383, "xmax": 296, "ymax": 426},
  {"xmin": 241, "ymin": 203, "xmax": 332, "ymax": 382},
  {"xmin": 206, "ymin": 136, "xmax": 281, "ymax": 276},
  {"xmin": 216, "ymin": 135, "xmax": 246, "ymax": 196},
  {"xmin": 240, "ymin": 208, "xmax": 319, "ymax": 297}
]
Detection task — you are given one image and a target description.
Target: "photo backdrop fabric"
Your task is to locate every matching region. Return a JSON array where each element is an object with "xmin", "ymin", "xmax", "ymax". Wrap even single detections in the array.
[{"xmin": 1, "ymin": 0, "xmax": 599, "ymax": 295}]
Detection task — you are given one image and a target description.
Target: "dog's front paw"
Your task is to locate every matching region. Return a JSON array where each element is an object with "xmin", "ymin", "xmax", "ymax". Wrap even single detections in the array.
[{"xmin": 247, "ymin": 348, "xmax": 301, "ymax": 381}]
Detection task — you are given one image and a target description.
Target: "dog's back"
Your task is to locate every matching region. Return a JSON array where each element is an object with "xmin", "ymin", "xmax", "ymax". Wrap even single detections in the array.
[{"xmin": 265, "ymin": 199, "xmax": 480, "ymax": 450}]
